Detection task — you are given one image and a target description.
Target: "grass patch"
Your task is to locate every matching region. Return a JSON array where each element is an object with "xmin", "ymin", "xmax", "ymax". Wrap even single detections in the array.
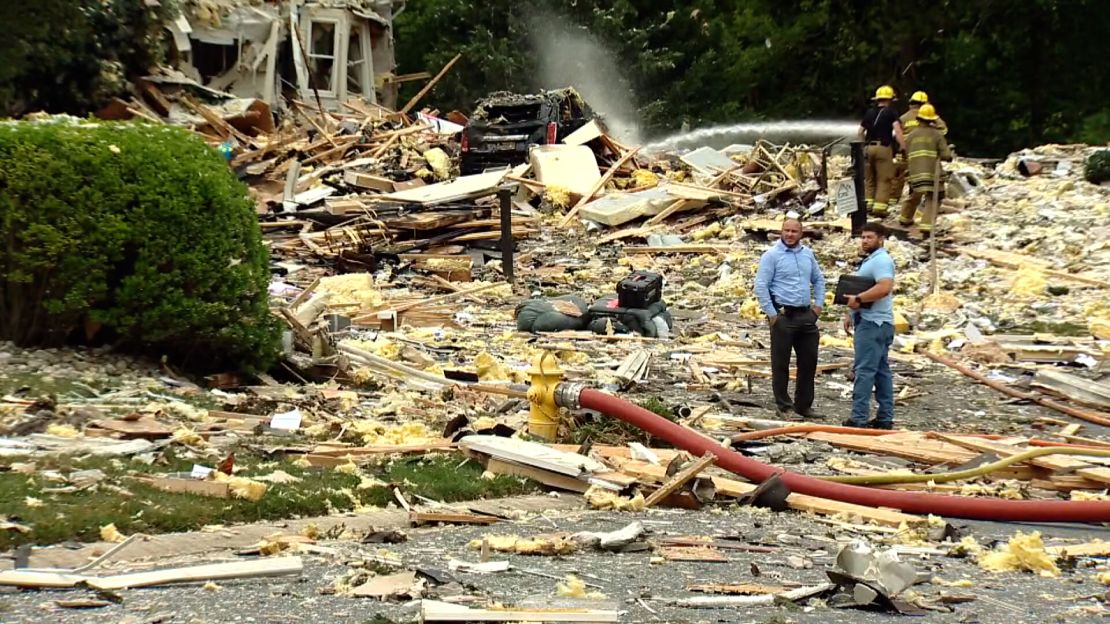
[
  {"xmin": 570, "ymin": 396, "xmax": 676, "ymax": 447},
  {"xmin": 0, "ymin": 451, "xmax": 536, "ymax": 550}
]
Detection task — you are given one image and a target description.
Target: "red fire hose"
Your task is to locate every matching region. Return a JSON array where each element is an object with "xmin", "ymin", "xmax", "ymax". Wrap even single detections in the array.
[{"xmin": 575, "ymin": 388, "xmax": 1110, "ymax": 523}]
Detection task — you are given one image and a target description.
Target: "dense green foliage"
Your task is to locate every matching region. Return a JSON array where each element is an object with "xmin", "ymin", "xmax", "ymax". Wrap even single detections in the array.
[
  {"xmin": 0, "ymin": 0, "xmax": 176, "ymax": 117},
  {"xmin": 1086, "ymin": 150, "xmax": 1110, "ymax": 185},
  {"xmin": 396, "ymin": 0, "xmax": 1110, "ymax": 156},
  {"xmin": 0, "ymin": 119, "xmax": 280, "ymax": 371}
]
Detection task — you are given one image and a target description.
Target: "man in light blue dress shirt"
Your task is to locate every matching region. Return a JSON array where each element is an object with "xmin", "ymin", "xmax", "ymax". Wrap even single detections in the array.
[
  {"xmin": 842, "ymin": 222, "xmax": 897, "ymax": 429},
  {"xmin": 754, "ymin": 218, "xmax": 826, "ymax": 418}
]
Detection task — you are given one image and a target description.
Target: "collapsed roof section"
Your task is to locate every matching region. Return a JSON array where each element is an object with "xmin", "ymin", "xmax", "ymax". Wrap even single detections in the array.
[{"xmin": 167, "ymin": 0, "xmax": 405, "ymax": 110}]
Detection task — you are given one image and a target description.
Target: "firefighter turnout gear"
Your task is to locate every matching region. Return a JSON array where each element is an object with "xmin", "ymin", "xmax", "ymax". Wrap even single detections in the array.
[
  {"xmin": 865, "ymin": 145, "xmax": 896, "ymax": 216},
  {"xmin": 899, "ymin": 121, "xmax": 951, "ymax": 233},
  {"xmin": 861, "ymin": 93, "xmax": 902, "ymax": 216},
  {"xmin": 892, "ymin": 100, "xmax": 949, "ymax": 203}
]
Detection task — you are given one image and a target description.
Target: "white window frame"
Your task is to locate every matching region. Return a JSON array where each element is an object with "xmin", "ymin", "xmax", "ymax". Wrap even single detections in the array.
[
  {"xmin": 346, "ymin": 21, "xmax": 374, "ymax": 100},
  {"xmin": 305, "ymin": 16, "xmax": 341, "ymax": 99}
]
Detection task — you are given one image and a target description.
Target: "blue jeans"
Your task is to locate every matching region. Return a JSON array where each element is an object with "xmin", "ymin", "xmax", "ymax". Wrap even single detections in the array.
[{"xmin": 849, "ymin": 318, "xmax": 894, "ymax": 425}]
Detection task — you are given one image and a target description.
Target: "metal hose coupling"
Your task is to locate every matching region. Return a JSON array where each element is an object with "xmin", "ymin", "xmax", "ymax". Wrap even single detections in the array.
[{"xmin": 553, "ymin": 382, "xmax": 588, "ymax": 410}]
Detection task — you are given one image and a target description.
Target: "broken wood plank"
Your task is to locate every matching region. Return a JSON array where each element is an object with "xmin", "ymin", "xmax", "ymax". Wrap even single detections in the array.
[
  {"xmin": 958, "ymin": 247, "xmax": 1110, "ymax": 288},
  {"xmin": 644, "ymin": 453, "xmax": 716, "ymax": 507},
  {"xmin": 806, "ymin": 431, "xmax": 978, "ymax": 465},
  {"xmin": 1032, "ymin": 368, "xmax": 1110, "ymax": 410},
  {"xmin": 421, "ymin": 599, "xmax": 618, "ymax": 622},
  {"xmin": 646, "ymin": 198, "xmax": 697, "ymax": 225},
  {"xmin": 687, "ymin": 583, "xmax": 788, "ymax": 595},
  {"xmin": 390, "ymin": 282, "xmax": 504, "ymax": 314},
  {"xmin": 400, "ymin": 53, "xmax": 463, "ymax": 115},
  {"xmin": 924, "ymin": 350, "xmax": 1110, "ymax": 427},
  {"xmin": 0, "ymin": 557, "xmax": 303, "ymax": 590},
  {"xmin": 409, "ymin": 511, "xmax": 500, "ymax": 526},
  {"xmin": 559, "ymin": 147, "xmax": 642, "ymax": 227},
  {"xmin": 658, "ymin": 546, "xmax": 729, "ymax": 562},
  {"xmin": 935, "ymin": 434, "xmax": 1110, "ymax": 486},
  {"xmin": 623, "ymin": 245, "xmax": 730, "ymax": 254},
  {"xmin": 611, "ymin": 458, "xmax": 925, "ymax": 527},
  {"xmin": 134, "ymin": 476, "xmax": 231, "ymax": 498},
  {"xmin": 1045, "ymin": 541, "xmax": 1110, "ymax": 558}
]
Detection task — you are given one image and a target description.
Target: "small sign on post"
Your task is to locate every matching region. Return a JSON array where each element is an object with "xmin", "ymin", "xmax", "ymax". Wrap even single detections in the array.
[{"xmin": 834, "ymin": 178, "xmax": 858, "ymax": 216}]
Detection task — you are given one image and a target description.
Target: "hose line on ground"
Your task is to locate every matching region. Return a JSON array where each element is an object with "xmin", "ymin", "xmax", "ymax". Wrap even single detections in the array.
[
  {"xmin": 819, "ymin": 446, "xmax": 1110, "ymax": 485},
  {"xmin": 573, "ymin": 387, "xmax": 1110, "ymax": 522}
]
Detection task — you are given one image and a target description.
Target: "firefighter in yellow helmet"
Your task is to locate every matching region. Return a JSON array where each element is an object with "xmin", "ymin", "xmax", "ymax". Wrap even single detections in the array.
[
  {"xmin": 898, "ymin": 104, "xmax": 951, "ymax": 235},
  {"xmin": 858, "ymin": 85, "xmax": 906, "ymax": 217},
  {"xmin": 891, "ymin": 91, "xmax": 948, "ymax": 203}
]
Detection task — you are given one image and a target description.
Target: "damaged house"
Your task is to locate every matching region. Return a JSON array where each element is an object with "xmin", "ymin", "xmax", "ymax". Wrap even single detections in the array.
[{"xmin": 166, "ymin": 0, "xmax": 404, "ymax": 110}]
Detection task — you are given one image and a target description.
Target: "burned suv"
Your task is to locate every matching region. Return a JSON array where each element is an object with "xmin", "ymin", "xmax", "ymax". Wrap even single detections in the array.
[{"xmin": 460, "ymin": 87, "xmax": 596, "ymax": 175}]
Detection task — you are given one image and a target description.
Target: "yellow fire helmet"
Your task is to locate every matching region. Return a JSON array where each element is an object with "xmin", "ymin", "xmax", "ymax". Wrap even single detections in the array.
[
  {"xmin": 917, "ymin": 103, "xmax": 939, "ymax": 121},
  {"xmin": 909, "ymin": 91, "xmax": 929, "ymax": 104},
  {"xmin": 873, "ymin": 85, "xmax": 895, "ymax": 100}
]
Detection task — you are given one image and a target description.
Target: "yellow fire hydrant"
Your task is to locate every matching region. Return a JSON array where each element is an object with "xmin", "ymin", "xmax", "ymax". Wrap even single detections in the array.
[{"xmin": 526, "ymin": 351, "xmax": 563, "ymax": 441}]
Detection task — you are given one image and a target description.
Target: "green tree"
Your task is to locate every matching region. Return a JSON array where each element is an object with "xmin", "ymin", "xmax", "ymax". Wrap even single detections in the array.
[{"xmin": 0, "ymin": 0, "xmax": 177, "ymax": 117}]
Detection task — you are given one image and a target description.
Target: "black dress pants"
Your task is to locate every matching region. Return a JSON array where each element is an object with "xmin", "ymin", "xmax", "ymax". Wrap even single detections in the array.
[{"xmin": 770, "ymin": 309, "xmax": 820, "ymax": 411}]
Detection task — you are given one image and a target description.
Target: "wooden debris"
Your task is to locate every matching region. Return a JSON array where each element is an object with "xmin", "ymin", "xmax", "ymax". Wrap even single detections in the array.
[
  {"xmin": 410, "ymin": 511, "xmax": 500, "ymax": 526},
  {"xmin": 644, "ymin": 453, "xmax": 716, "ymax": 507},
  {"xmin": 421, "ymin": 599, "xmax": 619, "ymax": 622},
  {"xmin": 687, "ymin": 583, "xmax": 788, "ymax": 594},
  {"xmin": 135, "ymin": 475, "xmax": 231, "ymax": 498},
  {"xmin": 658, "ymin": 546, "xmax": 729, "ymax": 562},
  {"xmin": 0, "ymin": 557, "xmax": 303, "ymax": 590},
  {"xmin": 610, "ymin": 458, "xmax": 926, "ymax": 527}
]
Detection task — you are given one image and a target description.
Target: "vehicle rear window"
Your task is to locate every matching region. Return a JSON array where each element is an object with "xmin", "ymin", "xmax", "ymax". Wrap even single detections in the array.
[{"xmin": 481, "ymin": 104, "xmax": 543, "ymax": 123}]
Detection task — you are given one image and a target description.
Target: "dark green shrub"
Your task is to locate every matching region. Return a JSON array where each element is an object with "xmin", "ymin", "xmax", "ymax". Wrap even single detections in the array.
[
  {"xmin": 0, "ymin": 118, "xmax": 280, "ymax": 371},
  {"xmin": 1085, "ymin": 150, "xmax": 1110, "ymax": 185}
]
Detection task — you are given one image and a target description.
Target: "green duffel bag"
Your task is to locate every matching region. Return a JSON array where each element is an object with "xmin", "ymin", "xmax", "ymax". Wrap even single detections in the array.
[{"xmin": 514, "ymin": 296, "xmax": 590, "ymax": 333}]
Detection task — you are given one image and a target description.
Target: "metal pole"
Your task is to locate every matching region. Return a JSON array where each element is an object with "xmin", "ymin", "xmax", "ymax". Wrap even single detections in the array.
[
  {"xmin": 850, "ymin": 141, "xmax": 867, "ymax": 236},
  {"xmin": 928, "ymin": 159, "xmax": 942, "ymax": 295},
  {"xmin": 498, "ymin": 187, "xmax": 515, "ymax": 284}
]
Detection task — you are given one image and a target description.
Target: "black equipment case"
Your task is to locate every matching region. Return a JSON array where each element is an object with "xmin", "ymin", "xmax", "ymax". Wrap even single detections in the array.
[{"xmin": 617, "ymin": 271, "xmax": 663, "ymax": 309}]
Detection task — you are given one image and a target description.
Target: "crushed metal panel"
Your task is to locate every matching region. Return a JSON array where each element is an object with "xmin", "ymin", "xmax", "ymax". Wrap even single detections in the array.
[{"xmin": 168, "ymin": 15, "xmax": 193, "ymax": 53}]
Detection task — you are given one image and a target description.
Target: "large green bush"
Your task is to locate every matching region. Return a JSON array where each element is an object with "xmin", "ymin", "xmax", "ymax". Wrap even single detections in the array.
[{"xmin": 0, "ymin": 118, "xmax": 280, "ymax": 372}]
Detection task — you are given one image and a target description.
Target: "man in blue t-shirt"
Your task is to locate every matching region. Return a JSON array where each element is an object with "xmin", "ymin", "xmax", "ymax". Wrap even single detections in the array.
[{"xmin": 842, "ymin": 222, "xmax": 897, "ymax": 429}]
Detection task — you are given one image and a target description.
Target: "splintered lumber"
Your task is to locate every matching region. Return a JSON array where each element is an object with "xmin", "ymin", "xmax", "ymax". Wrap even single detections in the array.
[
  {"xmin": 135, "ymin": 475, "xmax": 231, "ymax": 498},
  {"xmin": 1045, "ymin": 541, "xmax": 1110, "ymax": 558},
  {"xmin": 646, "ymin": 198, "xmax": 697, "ymax": 225},
  {"xmin": 615, "ymin": 350, "xmax": 651, "ymax": 385},
  {"xmin": 924, "ymin": 351, "xmax": 1110, "ymax": 427},
  {"xmin": 611, "ymin": 458, "xmax": 925, "ymax": 527},
  {"xmin": 460, "ymin": 435, "xmax": 608, "ymax": 476},
  {"xmin": 687, "ymin": 583, "xmax": 788, "ymax": 594},
  {"xmin": 934, "ymin": 435, "xmax": 1110, "ymax": 486},
  {"xmin": 559, "ymin": 147, "xmax": 642, "ymax": 226},
  {"xmin": 389, "ymin": 282, "xmax": 504, "ymax": 314},
  {"xmin": 1032, "ymin": 369, "xmax": 1110, "ymax": 410},
  {"xmin": 0, "ymin": 557, "xmax": 303, "ymax": 590},
  {"xmin": 483, "ymin": 457, "xmax": 637, "ymax": 492},
  {"xmin": 659, "ymin": 546, "xmax": 729, "ymax": 562},
  {"xmin": 644, "ymin": 453, "xmax": 716, "ymax": 507},
  {"xmin": 409, "ymin": 511, "xmax": 499, "ymax": 526},
  {"xmin": 958, "ymin": 247, "xmax": 1110, "ymax": 288},
  {"xmin": 400, "ymin": 53, "xmax": 462, "ymax": 115},
  {"xmin": 623, "ymin": 244, "xmax": 731, "ymax": 254},
  {"xmin": 806, "ymin": 431, "xmax": 978, "ymax": 465},
  {"xmin": 421, "ymin": 599, "xmax": 619, "ymax": 623}
]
